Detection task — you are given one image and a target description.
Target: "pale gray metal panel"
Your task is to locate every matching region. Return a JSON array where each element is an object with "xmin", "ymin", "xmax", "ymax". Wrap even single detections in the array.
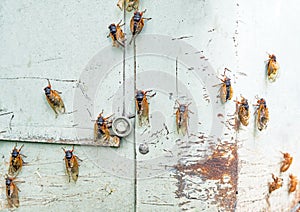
[{"xmin": 235, "ymin": 1, "xmax": 300, "ymax": 211}]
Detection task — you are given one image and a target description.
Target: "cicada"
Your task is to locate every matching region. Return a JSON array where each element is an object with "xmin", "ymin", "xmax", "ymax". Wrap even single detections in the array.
[
  {"xmin": 267, "ymin": 54, "xmax": 280, "ymax": 81},
  {"xmin": 235, "ymin": 95, "xmax": 250, "ymax": 126},
  {"xmin": 5, "ymin": 176, "xmax": 20, "ymax": 208},
  {"xmin": 44, "ymin": 79, "xmax": 65, "ymax": 117},
  {"xmin": 8, "ymin": 144, "xmax": 25, "ymax": 176},
  {"xmin": 289, "ymin": 174, "xmax": 298, "ymax": 193},
  {"xmin": 62, "ymin": 146, "xmax": 80, "ymax": 182},
  {"xmin": 175, "ymin": 101, "xmax": 192, "ymax": 136},
  {"xmin": 269, "ymin": 173, "xmax": 283, "ymax": 193},
  {"xmin": 127, "ymin": 0, "xmax": 139, "ymax": 12},
  {"xmin": 219, "ymin": 68, "xmax": 233, "ymax": 103},
  {"xmin": 107, "ymin": 21, "xmax": 125, "ymax": 48},
  {"xmin": 129, "ymin": 10, "xmax": 151, "ymax": 45},
  {"xmin": 94, "ymin": 111, "xmax": 113, "ymax": 141},
  {"xmin": 135, "ymin": 90, "xmax": 155, "ymax": 127},
  {"xmin": 117, "ymin": 0, "xmax": 140, "ymax": 12},
  {"xmin": 254, "ymin": 97, "xmax": 269, "ymax": 131},
  {"xmin": 280, "ymin": 152, "xmax": 293, "ymax": 172}
]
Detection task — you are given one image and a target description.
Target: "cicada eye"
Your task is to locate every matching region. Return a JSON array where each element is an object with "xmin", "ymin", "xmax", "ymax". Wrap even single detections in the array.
[
  {"xmin": 65, "ymin": 151, "xmax": 73, "ymax": 159},
  {"xmin": 109, "ymin": 24, "xmax": 117, "ymax": 33},
  {"xmin": 97, "ymin": 117, "xmax": 104, "ymax": 126},
  {"xmin": 136, "ymin": 91, "xmax": 144, "ymax": 101},
  {"xmin": 225, "ymin": 78, "xmax": 231, "ymax": 86},
  {"xmin": 44, "ymin": 87, "xmax": 51, "ymax": 95},
  {"xmin": 5, "ymin": 178, "xmax": 11, "ymax": 186},
  {"xmin": 179, "ymin": 105, "xmax": 185, "ymax": 112},
  {"xmin": 11, "ymin": 149, "xmax": 19, "ymax": 157},
  {"xmin": 134, "ymin": 13, "xmax": 141, "ymax": 22}
]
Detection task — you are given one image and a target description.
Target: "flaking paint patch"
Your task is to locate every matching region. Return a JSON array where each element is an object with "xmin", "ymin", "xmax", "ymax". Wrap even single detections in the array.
[
  {"xmin": 289, "ymin": 189, "xmax": 300, "ymax": 211},
  {"xmin": 174, "ymin": 141, "xmax": 238, "ymax": 211}
]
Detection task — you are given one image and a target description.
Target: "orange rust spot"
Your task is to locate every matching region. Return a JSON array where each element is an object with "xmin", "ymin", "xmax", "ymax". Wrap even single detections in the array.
[{"xmin": 174, "ymin": 142, "xmax": 238, "ymax": 210}]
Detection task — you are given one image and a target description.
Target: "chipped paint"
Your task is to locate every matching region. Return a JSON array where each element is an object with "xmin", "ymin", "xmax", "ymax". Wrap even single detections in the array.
[{"xmin": 174, "ymin": 141, "xmax": 238, "ymax": 211}]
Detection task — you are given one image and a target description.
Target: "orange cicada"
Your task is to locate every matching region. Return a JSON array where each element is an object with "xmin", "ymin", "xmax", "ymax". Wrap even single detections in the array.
[
  {"xmin": 129, "ymin": 10, "xmax": 151, "ymax": 44},
  {"xmin": 219, "ymin": 68, "xmax": 233, "ymax": 103},
  {"xmin": 62, "ymin": 146, "xmax": 80, "ymax": 182},
  {"xmin": 107, "ymin": 21, "xmax": 125, "ymax": 48},
  {"xmin": 267, "ymin": 54, "xmax": 280, "ymax": 81},
  {"xmin": 117, "ymin": 0, "xmax": 139, "ymax": 11},
  {"xmin": 175, "ymin": 101, "xmax": 192, "ymax": 136},
  {"xmin": 126, "ymin": 0, "xmax": 139, "ymax": 12},
  {"xmin": 8, "ymin": 144, "xmax": 25, "ymax": 176},
  {"xmin": 44, "ymin": 79, "xmax": 65, "ymax": 116},
  {"xmin": 94, "ymin": 111, "xmax": 114, "ymax": 141},
  {"xmin": 289, "ymin": 174, "xmax": 298, "ymax": 193},
  {"xmin": 235, "ymin": 95, "xmax": 250, "ymax": 126},
  {"xmin": 5, "ymin": 176, "xmax": 20, "ymax": 208},
  {"xmin": 135, "ymin": 90, "xmax": 155, "ymax": 126},
  {"xmin": 253, "ymin": 97, "xmax": 269, "ymax": 131},
  {"xmin": 269, "ymin": 173, "xmax": 283, "ymax": 193},
  {"xmin": 280, "ymin": 152, "xmax": 293, "ymax": 172}
]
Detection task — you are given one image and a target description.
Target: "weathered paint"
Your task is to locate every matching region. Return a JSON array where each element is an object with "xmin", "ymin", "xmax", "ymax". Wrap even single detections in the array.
[{"xmin": 0, "ymin": 0, "xmax": 300, "ymax": 211}]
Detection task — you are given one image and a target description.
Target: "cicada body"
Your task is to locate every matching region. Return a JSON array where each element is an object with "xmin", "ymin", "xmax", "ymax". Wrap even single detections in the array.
[
  {"xmin": 8, "ymin": 144, "xmax": 24, "ymax": 176},
  {"xmin": 235, "ymin": 96, "xmax": 250, "ymax": 126},
  {"xmin": 129, "ymin": 10, "xmax": 151, "ymax": 44},
  {"xmin": 267, "ymin": 54, "xmax": 280, "ymax": 81},
  {"xmin": 254, "ymin": 98, "xmax": 269, "ymax": 131},
  {"xmin": 44, "ymin": 79, "xmax": 65, "ymax": 116},
  {"xmin": 126, "ymin": 0, "xmax": 139, "ymax": 12},
  {"xmin": 5, "ymin": 176, "xmax": 20, "ymax": 208},
  {"xmin": 108, "ymin": 21, "xmax": 125, "ymax": 48},
  {"xmin": 135, "ymin": 90, "xmax": 156, "ymax": 127},
  {"xmin": 289, "ymin": 174, "xmax": 298, "ymax": 193},
  {"xmin": 62, "ymin": 146, "xmax": 80, "ymax": 182},
  {"xmin": 280, "ymin": 152, "xmax": 293, "ymax": 172},
  {"xmin": 94, "ymin": 112, "xmax": 113, "ymax": 141},
  {"xmin": 219, "ymin": 68, "xmax": 233, "ymax": 103},
  {"xmin": 269, "ymin": 174, "xmax": 283, "ymax": 193},
  {"xmin": 175, "ymin": 101, "xmax": 191, "ymax": 136},
  {"xmin": 117, "ymin": 0, "xmax": 139, "ymax": 11}
]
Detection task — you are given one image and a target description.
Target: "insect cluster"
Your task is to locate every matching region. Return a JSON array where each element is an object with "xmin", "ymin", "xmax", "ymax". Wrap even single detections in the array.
[
  {"xmin": 4, "ymin": 144, "xmax": 25, "ymax": 208},
  {"xmin": 217, "ymin": 62, "xmax": 275, "ymax": 132},
  {"xmin": 3, "ymin": 144, "xmax": 81, "ymax": 208},
  {"xmin": 1, "ymin": 0, "xmax": 294, "ymax": 209},
  {"xmin": 108, "ymin": 3, "xmax": 151, "ymax": 48},
  {"xmin": 268, "ymin": 152, "xmax": 297, "ymax": 194}
]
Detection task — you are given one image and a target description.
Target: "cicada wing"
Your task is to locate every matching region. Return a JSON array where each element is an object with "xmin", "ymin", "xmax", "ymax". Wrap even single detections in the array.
[
  {"xmin": 71, "ymin": 157, "xmax": 79, "ymax": 182},
  {"xmin": 268, "ymin": 61, "xmax": 280, "ymax": 81},
  {"xmin": 64, "ymin": 158, "xmax": 72, "ymax": 182},
  {"xmin": 116, "ymin": 27, "xmax": 125, "ymax": 47},
  {"xmin": 220, "ymin": 84, "xmax": 227, "ymax": 103},
  {"xmin": 11, "ymin": 185, "xmax": 19, "ymax": 208},
  {"xmin": 228, "ymin": 86, "xmax": 233, "ymax": 100},
  {"xmin": 6, "ymin": 183, "xmax": 19, "ymax": 208},
  {"xmin": 176, "ymin": 110, "xmax": 180, "ymax": 133},
  {"xmin": 46, "ymin": 90, "xmax": 65, "ymax": 115},
  {"xmin": 8, "ymin": 157, "xmax": 22, "ymax": 176},
  {"xmin": 257, "ymin": 107, "xmax": 263, "ymax": 130},
  {"xmin": 238, "ymin": 107, "xmax": 250, "ymax": 126},
  {"xmin": 130, "ymin": 17, "xmax": 135, "ymax": 34},
  {"xmin": 52, "ymin": 90, "xmax": 65, "ymax": 114},
  {"xmin": 94, "ymin": 122, "xmax": 99, "ymax": 141}
]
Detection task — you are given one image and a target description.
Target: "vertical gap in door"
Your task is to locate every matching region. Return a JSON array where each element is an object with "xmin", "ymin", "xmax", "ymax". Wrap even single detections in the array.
[{"xmin": 133, "ymin": 37, "xmax": 137, "ymax": 212}]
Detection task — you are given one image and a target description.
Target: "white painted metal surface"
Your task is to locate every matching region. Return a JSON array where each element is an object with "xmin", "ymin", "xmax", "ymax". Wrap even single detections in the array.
[{"xmin": 0, "ymin": 0, "xmax": 299, "ymax": 211}]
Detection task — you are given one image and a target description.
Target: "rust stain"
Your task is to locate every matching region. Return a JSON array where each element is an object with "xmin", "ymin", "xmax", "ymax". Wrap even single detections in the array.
[{"xmin": 174, "ymin": 141, "xmax": 238, "ymax": 211}]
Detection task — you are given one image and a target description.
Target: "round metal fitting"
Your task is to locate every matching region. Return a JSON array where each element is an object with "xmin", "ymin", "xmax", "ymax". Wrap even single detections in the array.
[{"xmin": 112, "ymin": 116, "xmax": 132, "ymax": 137}]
